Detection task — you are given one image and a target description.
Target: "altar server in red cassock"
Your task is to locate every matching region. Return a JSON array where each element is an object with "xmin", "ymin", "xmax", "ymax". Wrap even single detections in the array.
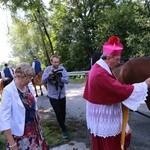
[{"xmin": 83, "ymin": 36, "xmax": 150, "ymax": 150}]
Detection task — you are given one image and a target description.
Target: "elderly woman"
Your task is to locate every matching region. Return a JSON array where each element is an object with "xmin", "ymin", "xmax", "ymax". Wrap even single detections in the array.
[{"xmin": 0, "ymin": 62, "xmax": 48, "ymax": 150}]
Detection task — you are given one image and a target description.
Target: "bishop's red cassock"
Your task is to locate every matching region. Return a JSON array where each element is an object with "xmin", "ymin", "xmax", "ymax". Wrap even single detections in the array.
[{"xmin": 83, "ymin": 63, "xmax": 134, "ymax": 150}]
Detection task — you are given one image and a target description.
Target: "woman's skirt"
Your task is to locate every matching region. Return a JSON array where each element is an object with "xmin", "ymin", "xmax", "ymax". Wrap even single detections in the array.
[{"xmin": 6, "ymin": 120, "xmax": 48, "ymax": 150}]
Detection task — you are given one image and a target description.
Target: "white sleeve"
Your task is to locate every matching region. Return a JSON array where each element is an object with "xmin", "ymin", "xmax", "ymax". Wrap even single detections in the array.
[
  {"xmin": 0, "ymin": 89, "xmax": 12, "ymax": 131},
  {"xmin": 122, "ymin": 82, "xmax": 148, "ymax": 111},
  {"xmin": 32, "ymin": 62, "xmax": 35, "ymax": 69}
]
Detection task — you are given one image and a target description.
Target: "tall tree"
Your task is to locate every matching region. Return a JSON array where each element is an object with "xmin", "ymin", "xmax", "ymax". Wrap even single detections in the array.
[{"xmin": 0, "ymin": 0, "xmax": 53, "ymax": 65}]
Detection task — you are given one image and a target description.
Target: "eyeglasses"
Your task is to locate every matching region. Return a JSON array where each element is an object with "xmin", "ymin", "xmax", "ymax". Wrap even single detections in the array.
[{"xmin": 112, "ymin": 57, "xmax": 121, "ymax": 62}]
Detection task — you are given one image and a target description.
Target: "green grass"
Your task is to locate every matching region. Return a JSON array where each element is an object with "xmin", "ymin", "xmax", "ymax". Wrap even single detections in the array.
[
  {"xmin": 41, "ymin": 120, "xmax": 71, "ymax": 147},
  {"xmin": 0, "ymin": 132, "xmax": 6, "ymax": 150},
  {"xmin": 41, "ymin": 119, "xmax": 85, "ymax": 148},
  {"xmin": 0, "ymin": 119, "xmax": 89, "ymax": 149}
]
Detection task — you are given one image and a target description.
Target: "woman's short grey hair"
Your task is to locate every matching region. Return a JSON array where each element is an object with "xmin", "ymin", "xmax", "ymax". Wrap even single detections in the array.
[{"xmin": 14, "ymin": 62, "xmax": 35, "ymax": 77}]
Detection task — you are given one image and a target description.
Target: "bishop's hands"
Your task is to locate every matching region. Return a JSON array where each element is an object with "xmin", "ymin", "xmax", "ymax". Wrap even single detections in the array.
[{"xmin": 145, "ymin": 77, "xmax": 150, "ymax": 88}]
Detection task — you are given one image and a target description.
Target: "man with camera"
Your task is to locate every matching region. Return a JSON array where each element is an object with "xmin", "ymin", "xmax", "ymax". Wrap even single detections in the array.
[{"xmin": 42, "ymin": 55, "xmax": 69, "ymax": 139}]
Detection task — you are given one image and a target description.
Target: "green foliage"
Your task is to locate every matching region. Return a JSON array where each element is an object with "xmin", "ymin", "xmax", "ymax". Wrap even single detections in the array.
[
  {"xmin": 0, "ymin": 0, "xmax": 149, "ymax": 70},
  {"xmin": 41, "ymin": 120, "xmax": 67, "ymax": 146},
  {"xmin": 0, "ymin": 132, "xmax": 6, "ymax": 150}
]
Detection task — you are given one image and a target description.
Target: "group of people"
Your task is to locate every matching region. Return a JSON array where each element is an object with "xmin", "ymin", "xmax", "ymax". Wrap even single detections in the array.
[
  {"xmin": 0, "ymin": 58, "xmax": 42, "ymax": 88},
  {"xmin": 0, "ymin": 36, "xmax": 150, "ymax": 150}
]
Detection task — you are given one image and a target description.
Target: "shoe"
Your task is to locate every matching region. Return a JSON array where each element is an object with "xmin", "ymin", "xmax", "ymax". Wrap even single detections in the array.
[{"xmin": 62, "ymin": 130, "xmax": 69, "ymax": 139}]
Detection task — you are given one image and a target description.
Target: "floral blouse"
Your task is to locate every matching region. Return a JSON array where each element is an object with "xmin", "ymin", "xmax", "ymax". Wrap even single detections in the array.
[{"xmin": 17, "ymin": 87, "xmax": 36, "ymax": 124}]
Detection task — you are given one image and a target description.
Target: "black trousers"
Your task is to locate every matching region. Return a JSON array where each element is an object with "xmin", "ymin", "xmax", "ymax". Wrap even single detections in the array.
[{"xmin": 49, "ymin": 97, "xmax": 67, "ymax": 131}]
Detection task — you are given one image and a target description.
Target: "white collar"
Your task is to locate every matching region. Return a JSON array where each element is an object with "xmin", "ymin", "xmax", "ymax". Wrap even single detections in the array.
[{"xmin": 96, "ymin": 59, "xmax": 112, "ymax": 75}]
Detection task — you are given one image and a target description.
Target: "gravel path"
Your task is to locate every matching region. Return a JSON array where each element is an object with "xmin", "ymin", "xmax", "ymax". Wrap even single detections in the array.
[{"xmin": 36, "ymin": 83, "xmax": 86, "ymax": 121}]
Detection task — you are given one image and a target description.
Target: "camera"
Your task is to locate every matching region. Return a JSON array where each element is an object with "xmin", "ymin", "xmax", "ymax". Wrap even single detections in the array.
[{"xmin": 48, "ymin": 69, "xmax": 64, "ymax": 90}]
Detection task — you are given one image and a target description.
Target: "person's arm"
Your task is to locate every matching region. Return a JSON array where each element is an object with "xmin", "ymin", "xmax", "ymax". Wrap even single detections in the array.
[
  {"xmin": 0, "ymin": 89, "xmax": 18, "ymax": 149},
  {"xmin": 3, "ymin": 129, "xmax": 18, "ymax": 149},
  {"xmin": 145, "ymin": 77, "xmax": 150, "ymax": 87},
  {"xmin": 60, "ymin": 66, "xmax": 69, "ymax": 84},
  {"xmin": 32, "ymin": 61, "xmax": 35, "ymax": 70},
  {"xmin": 36, "ymin": 110, "xmax": 42, "ymax": 124},
  {"xmin": 41, "ymin": 67, "xmax": 51, "ymax": 84}
]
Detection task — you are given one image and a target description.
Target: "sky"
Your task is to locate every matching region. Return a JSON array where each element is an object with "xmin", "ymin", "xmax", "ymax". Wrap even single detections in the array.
[
  {"xmin": 0, "ymin": 7, "xmax": 12, "ymax": 64},
  {"xmin": 0, "ymin": 1, "xmax": 49, "ymax": 64}
]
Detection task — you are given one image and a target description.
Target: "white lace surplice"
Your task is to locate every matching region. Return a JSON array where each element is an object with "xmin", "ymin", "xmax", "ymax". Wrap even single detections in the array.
[{"xmin": 86, "ymin": 102, "xmax": 122, "ymax": 137}]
